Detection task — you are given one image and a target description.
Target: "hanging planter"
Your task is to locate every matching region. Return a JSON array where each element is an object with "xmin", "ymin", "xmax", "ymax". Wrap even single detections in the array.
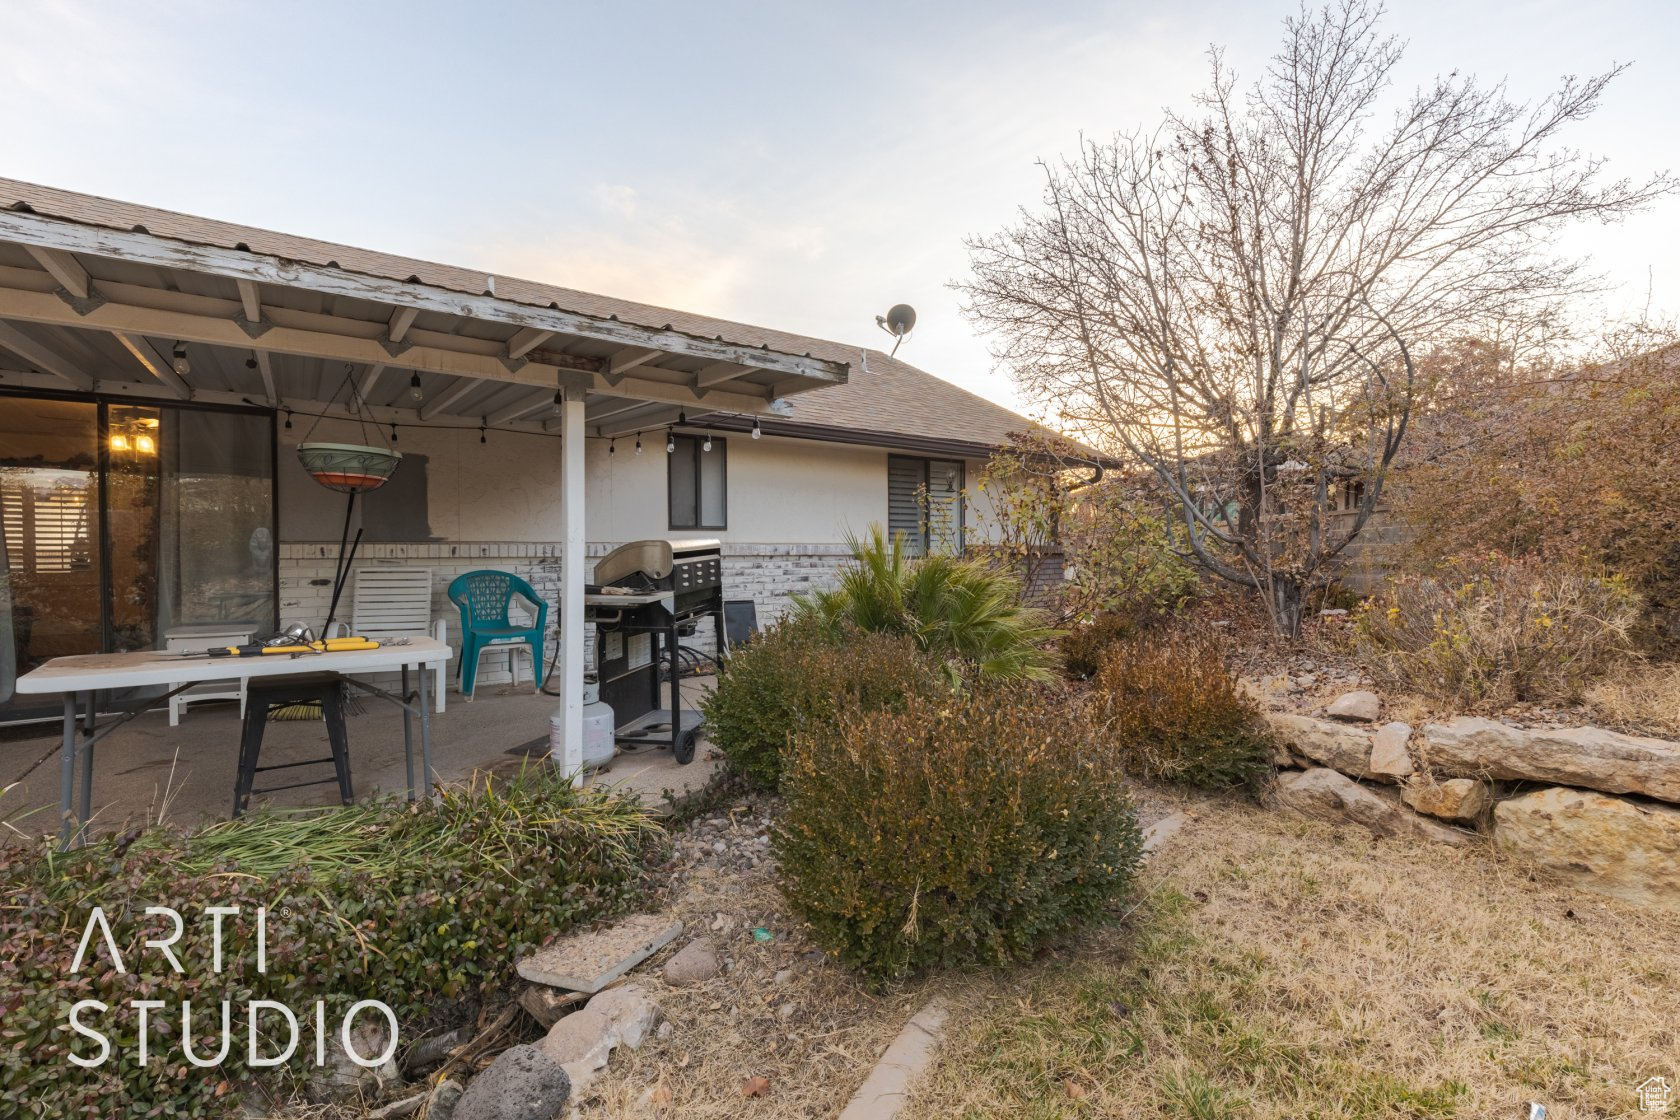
[{"xmin": 297, "ymin": 442, "xmax": 402, "ymax": 494}]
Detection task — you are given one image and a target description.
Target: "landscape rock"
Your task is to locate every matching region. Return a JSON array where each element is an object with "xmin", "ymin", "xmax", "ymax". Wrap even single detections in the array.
[
  {"xmin": 1368, "ymin": 722, "xmax": 1415, "ymax": 780},
  {"xmin": 586, "ymin": 983, "xmax": 661, "ymax": 1049},
  {"xmin": 516, "ymin": 913, "xmax": 683, "ymax": 994},
  {"xmin": 1274, "ymin": 767, "xmax": 1471, "ymax": 846},
  {"xmin": 1424, "ymin": 718, "xmax": 1680, "ymax": 804},
  {"xmin": 1326, "ymin": 690, "xmax": 1382, "ymax": 723},
  {"xmin": 1266, "ymin": 713, "xmax": 1376, "ymax": 779},
  {"xmin": 663, "ymin": 937, "xmax": 721, "ymax": 985},
  {"xmin": 312, "ymin": 1019, "xmax": 401, "ymax": 1101},
  {"xmin": 539, "ymin": 1008, "xmax": 614, "ymax": 1068},
  {"xmin": 1493, "ymin": 786, "xmax": 1680, "ymax": 908},
  {"xmin": 454, "ymin": 1044, "xmax": 570, "ymax": 1120},
  {"xmin": 1402, "ymin": 777, "xmax": 1490, "ymax": 823},
  {"xmin": 428, "ymin": 1080, "xmax": 465, "ymax": 1120}
]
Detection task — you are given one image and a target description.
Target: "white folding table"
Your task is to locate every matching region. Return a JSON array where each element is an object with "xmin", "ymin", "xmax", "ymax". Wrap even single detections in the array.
[{"xmin": 14, "ymin": 637, "xmax": 452, "ymax": 847}]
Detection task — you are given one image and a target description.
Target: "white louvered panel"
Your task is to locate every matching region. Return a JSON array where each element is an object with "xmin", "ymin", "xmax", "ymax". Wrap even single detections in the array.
[{"xmin": 350, "ymin": 568, "xmax": 434, "ymax": 639}]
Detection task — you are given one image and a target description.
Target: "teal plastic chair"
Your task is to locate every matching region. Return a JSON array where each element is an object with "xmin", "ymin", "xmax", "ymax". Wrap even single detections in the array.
[{"xmin": 447, "ymin": 571, "xmax": 547, "ymax": 699}]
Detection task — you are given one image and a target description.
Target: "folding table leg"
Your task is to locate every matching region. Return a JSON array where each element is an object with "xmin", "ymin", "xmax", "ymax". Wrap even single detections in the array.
[
  {"xmin": 58, "ymin": 693, "xmax": 77, "ymax": 849},
  {"xmin": 417, "ymin": 666, "xmax": 434, "ymax": 797},
  {"xmin": 401, "ymin": 665, "xmax": 416, "ymax": 801},
  {"xmin": 79, "ymin": 697, "xmax": 96, "ymax": 836}
]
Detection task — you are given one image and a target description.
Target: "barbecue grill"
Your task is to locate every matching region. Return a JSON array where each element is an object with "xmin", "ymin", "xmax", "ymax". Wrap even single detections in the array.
[{"xmin": 585, "ymin": 539, "xmax": 725, "ymax": 763}]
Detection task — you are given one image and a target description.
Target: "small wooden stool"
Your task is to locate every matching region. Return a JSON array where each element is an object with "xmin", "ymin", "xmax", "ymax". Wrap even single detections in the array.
[{"xmin": 234, "ymin": 673, "xmax": 353, "ymax": 817}]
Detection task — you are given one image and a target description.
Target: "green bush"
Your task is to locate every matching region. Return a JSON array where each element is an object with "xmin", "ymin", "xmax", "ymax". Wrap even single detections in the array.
[
  {"xmin": 700, "ymin": 618, "xmax": 944, "ymax": 790},
  {"xmin": 0, "ymin": 770, "xmax": 663, "ymax": 1118},
  {"xmin": 791, "ymin": 526, "xmax": 1062, "ymax": 682},
  {"xmin": 1090, "ymin": 627, "xmax": 1273, "ymax": 789},
  {"xmin": 776, "ymin": 687, "xmax": 1145, "ymax": 982},
  {"xmin": 1353, "ymin": 553, "xmax": 1640, "ymax": 707}
]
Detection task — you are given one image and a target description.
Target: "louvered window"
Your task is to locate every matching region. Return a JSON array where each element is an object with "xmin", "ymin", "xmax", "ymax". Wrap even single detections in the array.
[
  {"xmin": 887, "ymin": 456, "xmax": 964, "ymax": 556},
  {"xmin": 0, "ymin": 478, "xmax": 93, "ymax": 573}
]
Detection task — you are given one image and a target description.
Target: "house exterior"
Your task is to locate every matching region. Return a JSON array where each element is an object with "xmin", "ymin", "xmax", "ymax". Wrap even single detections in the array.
[{"xmin": 0, "ymin": 179, "xmax": 1059, "ymax": 722}]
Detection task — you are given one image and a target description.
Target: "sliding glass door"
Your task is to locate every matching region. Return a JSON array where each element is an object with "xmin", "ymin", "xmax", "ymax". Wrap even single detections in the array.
[{"xmin": 0, "ymin": 394, "xmax": 276, "ymax": 719}]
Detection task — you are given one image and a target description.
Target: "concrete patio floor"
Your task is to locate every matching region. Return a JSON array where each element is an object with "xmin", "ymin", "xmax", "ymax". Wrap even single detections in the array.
[{"xmin": 0, "ymin": 676, "xmax": 722, "ymax": 839}]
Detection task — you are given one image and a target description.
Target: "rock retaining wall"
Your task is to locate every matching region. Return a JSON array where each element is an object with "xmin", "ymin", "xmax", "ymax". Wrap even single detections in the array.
[{"xmin": 1260, "ymin": 693, "xmax": 1680, "ymax": 909}]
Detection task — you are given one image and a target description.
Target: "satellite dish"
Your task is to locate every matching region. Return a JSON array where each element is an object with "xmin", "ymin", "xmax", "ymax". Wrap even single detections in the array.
[{"xmin": 874, "ymin": 303, "xmax": 917, "ymax": 356}]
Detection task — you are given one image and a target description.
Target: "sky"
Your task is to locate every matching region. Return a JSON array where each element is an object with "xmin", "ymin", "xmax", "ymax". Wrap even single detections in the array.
[{"xmin": 3, "ymin": 0, "xmax": 1677, "ymax": 422}]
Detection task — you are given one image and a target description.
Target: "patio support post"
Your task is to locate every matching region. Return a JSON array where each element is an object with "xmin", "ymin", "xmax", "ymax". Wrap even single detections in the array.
[{"xmin": 556, "ymin": 386, "xmax": 586, "ymax": 785}]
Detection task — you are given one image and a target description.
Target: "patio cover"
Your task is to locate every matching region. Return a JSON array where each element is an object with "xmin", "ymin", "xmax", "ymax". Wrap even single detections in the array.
[{"xmin": 0, "ymin": 178, "xmax": 851, "ymax": 770}]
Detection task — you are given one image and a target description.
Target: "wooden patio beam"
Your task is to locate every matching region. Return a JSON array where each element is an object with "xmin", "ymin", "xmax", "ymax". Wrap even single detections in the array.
[
  {"xmin": 0, "ymin": 208, "xmax": 849, "ymax": 384},
  {"xmin": 0, "ymin": 283, "xmax": 780, "ymax": 416},
  {"xmin": 26, "ymin": 245, "xmax": 92, "ymax": 300},
  {"xmin": 111, "ymin": 331, "xmax": 192, "ymax": 398},
  {"xmin": 0, "ymin": 319, "xmax": 94, "ymax": 390}
]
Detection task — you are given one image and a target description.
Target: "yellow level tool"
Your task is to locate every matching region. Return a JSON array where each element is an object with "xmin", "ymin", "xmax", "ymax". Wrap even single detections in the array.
[{"xmin": 186, "ymin": 637, "xmax": 381, "ymax": 658}]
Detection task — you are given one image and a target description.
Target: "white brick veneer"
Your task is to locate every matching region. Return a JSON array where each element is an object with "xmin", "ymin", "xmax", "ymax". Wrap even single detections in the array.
[{"xmin": 278, "ymin": 541, "xmax": 852, "ymax": 691}]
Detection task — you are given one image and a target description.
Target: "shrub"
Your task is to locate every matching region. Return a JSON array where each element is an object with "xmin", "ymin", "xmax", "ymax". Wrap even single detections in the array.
[
  {"xmin": 0, "ymin": 770, "xmax": 663, "ymax": 1118},
  {"xmin": 775, "ymin": 687, "xmax": 1145, "ymax": 982},
  {"xmin": 1059, "ymin": 607, "xmax": 1156, "ymax": 679},
  {"xmin": 1353, "ymin": 554, "xmax": 1640, "ymax": 707},
  {"xmin": 791, "ymin": 525, "xmax": 1062, "ymax": 682},
  {"xmin": 700, "ymin": 619, "xmax": 945, "ymax": 790},
  {"xmin": 1089, "ymin": 627, "xmax": 1273, "ymax": 789}
]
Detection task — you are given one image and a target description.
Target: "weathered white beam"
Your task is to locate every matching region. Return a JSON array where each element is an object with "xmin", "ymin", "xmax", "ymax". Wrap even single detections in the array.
[
  {"xmin": 358, "ymin": 363, "xmax": 386, "ymax": 402},
  {"xmin": 487, "ymin": 390, "xmax": 552, "ymax": 426},
  {"xmin": 418, "ymin": 377, "xmax": 482, "ymax": 421},
  {"xmin": 0, "ymin": 284, "xmax": 778, "ymax": 415},
  {"xmin": 235, "ymin": 278, "xmax": 263, "ymax": 322},
  {"xmin": 26, "ymin": 246, "xmax": 92, "ymax": 299},
  {"xmin": 387, "ymin": 305, "xmax": 419, "ymax": 344},
  {"xmin": 586, "ymin": 397, "xmax": 658, "ymax": 424},
  {"xmin": 607, "ymin": 346, "xmax": 663, "ymax": 377},
  {"xmin": 0, "ymin": 320, "xmax": 94, "ymax": 389},
  {"xmin": 505, "ymin": 327, "xmax": 553, "ymax": 360},
  {"xmin": 0, "ymin": 207, "xmax": 849, "ymax": 384},
  {"xmin": 694, "ymin": 360, "xmax": 755, "ymax": 389},
  {"xmin": 111, "ymin": 332, "xmax": 191, "ymax": 398},
  {"xmin": 589, "ymin": 405, "xmax": 692, "ymax": 439},
  {"xmin": 253, "ymin": 349, "xmax": 277, "ymax": 405}
]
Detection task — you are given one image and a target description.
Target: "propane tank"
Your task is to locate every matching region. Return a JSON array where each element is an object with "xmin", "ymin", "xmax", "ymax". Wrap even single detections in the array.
[{"xmin": 581, "ymin": 678, "xmax": 616, "ymax": 770}]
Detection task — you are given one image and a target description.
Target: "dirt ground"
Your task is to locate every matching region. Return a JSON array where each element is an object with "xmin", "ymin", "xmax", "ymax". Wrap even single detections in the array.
[{"xmin": 905, "ymin": 796, "xmax": 1680, "ymax": 1120}]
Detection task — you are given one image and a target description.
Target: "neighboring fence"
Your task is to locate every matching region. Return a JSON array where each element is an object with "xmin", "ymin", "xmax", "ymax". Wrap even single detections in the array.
[{"xmin": 1326, "ymin": 508, "xmax": 1410, "ymax": 595}]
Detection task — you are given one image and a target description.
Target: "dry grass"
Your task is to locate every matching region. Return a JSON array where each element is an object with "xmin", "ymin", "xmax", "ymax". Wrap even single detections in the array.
[
  {"xmin": 576, "ymin": 843, "xmax": 943, "ymax": 1117},
  {"xmin": 906, "ymin": 799, "xmax": 1680, "ymax": 1120},
  {"xmin": 1587, "ymin": 661, "xmax": 1680, "ymax": 738}
]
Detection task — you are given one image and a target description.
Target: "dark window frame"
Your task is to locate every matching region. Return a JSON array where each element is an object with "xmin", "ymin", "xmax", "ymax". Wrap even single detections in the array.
[
  {"xmin": 887, "ymin": 454, "xmax": 965, "ymax": 555},
  {"xmin": 667, "ymin": 433, "xmax": 728, "ymax": 531}
]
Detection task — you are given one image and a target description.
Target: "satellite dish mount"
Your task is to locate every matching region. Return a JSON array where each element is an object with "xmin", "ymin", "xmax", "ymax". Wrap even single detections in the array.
[{"xmin": 875, "ymin": 303, "xmax": 916, "ymax": 357}]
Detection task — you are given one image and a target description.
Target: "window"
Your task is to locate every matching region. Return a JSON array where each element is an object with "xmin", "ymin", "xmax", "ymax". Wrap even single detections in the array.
[
  {"xmin": 668, "ymin": 434, "xmax": 726, "ymax": 530},
  {"xmin": 887, "ymin": 455, "xmax": 964, "ymax": 556}
]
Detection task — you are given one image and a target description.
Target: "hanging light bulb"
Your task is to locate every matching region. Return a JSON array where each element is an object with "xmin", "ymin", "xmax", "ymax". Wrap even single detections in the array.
[
  {"xmin": 551, "ymin": 388, "xmax": 564, "ymax": 416},
  {"xmin": 751, "ymin": 416, "xmax": 761, "ymax": 440},
  {"xmin": 677, "ymin": 408, "xmax": 687, "ymax": 425},
  {"xmin": 702, "ymin": 433, "xmax": 712, "ymax": 452},
  {"xmin": 634, "ymin": 432, "xmax": 642, "ymax": 455},
  {"xmin": 666, "ymin": 431, "xmax": 675, "ymax": 454},
  {"xmin": 409, "ymin": 372, "xmax": 423, "ymax": 403},
  {"xmin": 171, "ymin": 342, "xmax": 190, "ymax": 377},
  {"xmin": 480, "ymin": 422, "xmax": 487, "ymax": 444},
  {"xmin": 390, "ymin": 423, "xmax": 399, "ymax": 444},
  {"xmin": 284, "ymin": 410, "xmax": 293, "ymax": 430},
  {"xmin": 608, "ymin": 438, "xmax": 616, "ymax": 457}
]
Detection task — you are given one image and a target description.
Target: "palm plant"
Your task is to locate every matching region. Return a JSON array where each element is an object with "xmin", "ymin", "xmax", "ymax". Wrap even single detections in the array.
[{"xmin": 793, "ymin": 525, "xmax": 1062, "ymax": 682}]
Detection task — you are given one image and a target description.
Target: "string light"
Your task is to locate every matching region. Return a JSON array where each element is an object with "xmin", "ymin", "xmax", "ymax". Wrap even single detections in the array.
[
  {"xmin": 284, "ymin": 410, "xmax": 293, "ymax": 430},
  {"xmin": 171, "ymin": 342, "xmax": 190, "ymax": 377},
  {"xmin": 480, "ymin": 422, "xmax": 487, "ymax": 444},
  {"xmin": 552, "ymin": 388, "xmax": 564, "ymax": 416},
  {"xmin": 702, "ymin": 433, "xmax": 712, "ymax": 452},
  {"xmin": 634, "ymin": 432, "xmax": 642, "ymax": 455},
  {"xmin": 751, "ymin": 417, "xmax": 761, "ymax": 440},
  {"xmin": 666, "ymin": 431, "xmax": 675, "ymax": 454},
  {"xmin": 390, "ymin": 423, "xmax": 399, "ymax": 444},
  {"xmin": 677, "ymin": 408, "xmax": 687, "ymax": 425},
  {"xmin": 608, "ymin": 438, "xmax": 616, "ymax": 457},
  {"xmin": 409, "ymin": 372, "xmax": 423, "ymax": 403}
]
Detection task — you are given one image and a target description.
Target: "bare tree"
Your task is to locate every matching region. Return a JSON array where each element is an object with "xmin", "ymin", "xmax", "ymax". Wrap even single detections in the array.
[{"xmin": 959, "ymin": 0, "xmax": 1672, "ymax": 634}]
